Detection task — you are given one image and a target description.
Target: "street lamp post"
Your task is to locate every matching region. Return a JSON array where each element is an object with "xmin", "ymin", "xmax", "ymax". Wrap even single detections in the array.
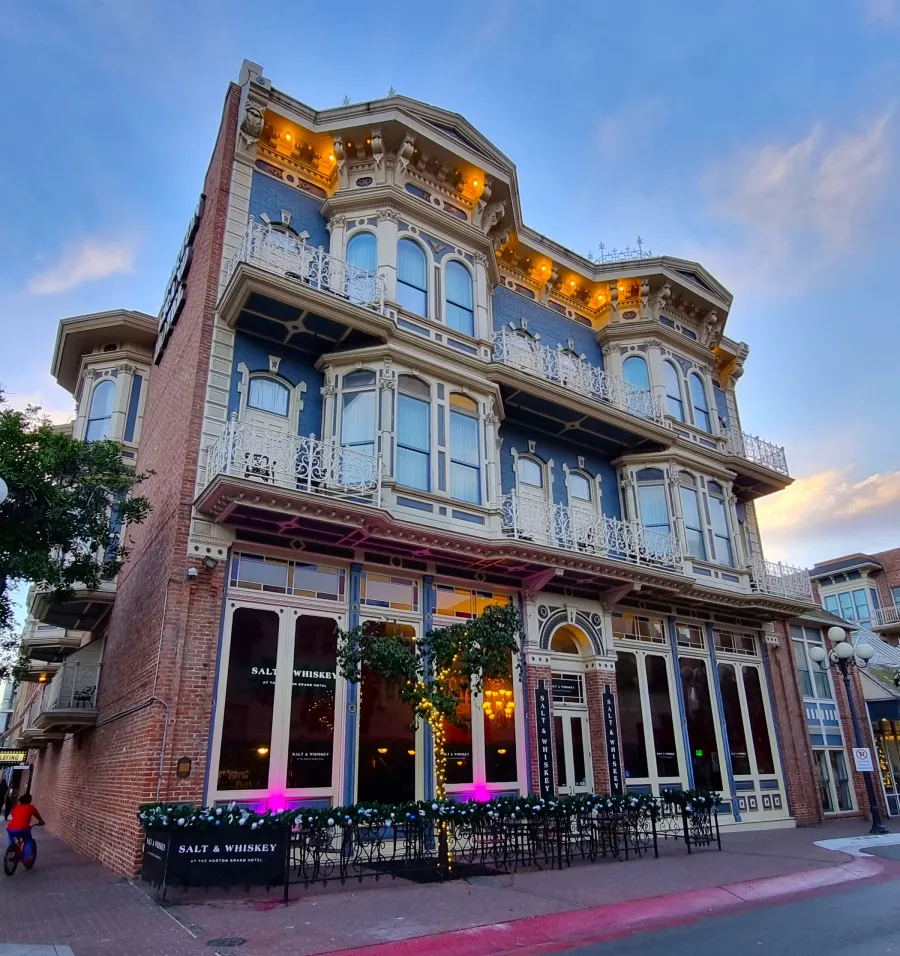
[{"xmin": 808, "ymin": 626, "xmax": 889, "ymax": 835}]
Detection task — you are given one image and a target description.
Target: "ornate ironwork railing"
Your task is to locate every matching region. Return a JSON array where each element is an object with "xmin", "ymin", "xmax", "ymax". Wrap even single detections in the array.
[
  {"xmin": 749, "ymin": 557, "xmax": 813, "ymax": 602},
  {"xmin": 224, "ymin": 218, "xmax": 387, "ymax": 314},
  {"xmin": 874, "ymin": 605, "xmax": 900, "ymax": 628},
  {"xmin": 206, "ymin": 417, "xmax": 382, "ymax": 505},
  {"xmin": 500, "ymin": 493, "xmax": 683, "ymax": 571},
  {"xmin": 725, "ymin": 427, "xmax": 789, "ymax": 477},
  {"xmin": 492, "ymin": 329, "xmax": 666, "ymax": 426}
]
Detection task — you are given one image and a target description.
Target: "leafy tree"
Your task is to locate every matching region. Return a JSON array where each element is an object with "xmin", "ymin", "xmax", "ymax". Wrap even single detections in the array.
[{"xmin": 0, "ymin": 393, "xmax": 151, "ymax": 681}]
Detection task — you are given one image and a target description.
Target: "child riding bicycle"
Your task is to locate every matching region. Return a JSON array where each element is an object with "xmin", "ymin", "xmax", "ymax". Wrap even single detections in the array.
[{"xmin": 6, "ymin": 793, "xmax": 44, "ymax": 854}]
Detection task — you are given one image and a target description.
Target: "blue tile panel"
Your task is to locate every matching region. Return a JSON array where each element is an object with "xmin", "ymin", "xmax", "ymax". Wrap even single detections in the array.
[{"xmin": 249, "ymin": 171, "xmax": 330, "ymax": 251}]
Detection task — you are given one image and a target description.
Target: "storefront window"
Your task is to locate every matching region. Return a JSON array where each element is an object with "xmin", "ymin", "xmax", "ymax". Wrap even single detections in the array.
[
  {"xmin": 616, "ymin": 652, "xmax": 648, "ymax": 779},
  {"xmin": 484, "ymin": 656, "xmax": 517, "ymax": 782},
  {"xmin": 287, "ymin": 616, "xmax": 338, "ymax": 789},
  {"xmin": 717, "ymin": 663, "xmax": 751, "ymax": 775},
  {"xmin": 361, "ymin": 573, "xmax": 419, "ymax": 612},
  {"xmin": 742, "ymin": 666, "xmax": 775, "ymax": 774},
  {"xmin": 830, "ymin": 750, "xmax": 853, "ymax": 810},
  {"xmin": 680, "ymin": 657, "xmax": 723, "ymax": 790},
  {"xmin": 815, "ymin": 748, "xmax": 854, "ymax": 813},
  {"xmin": 357, "ymin": 622, "xmax": 417, "ymax": 803},
  {"xmin": 815, "ymin": 751, "xmax": 834, "ymax": 812},
  {"xmin": 444, "ymin": 679, "xmax": 473, "ymax": 785},
  {"xmin": 217, "ymin": 607, "xmax": 279, "ymax": 791},
  {"xmin": 646, "ymin": 655, "xmax": 679, "ymax": 778}
]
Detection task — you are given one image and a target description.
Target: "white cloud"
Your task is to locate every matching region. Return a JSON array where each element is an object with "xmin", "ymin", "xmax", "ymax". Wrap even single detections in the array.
[
  {"xmin": 755, "ymin": 467, "xmax": 900, "ymax": 566},
  {"xmin": 701, "ymin": 112, "xmax": 892, "ymax": 289},
  {"xmin": 27, "ymin": 237, "xmax": 136, "ymax": 295},
  {"xmin": 3, "ymin": 389, "xmax": 74, "ymax": 426}
]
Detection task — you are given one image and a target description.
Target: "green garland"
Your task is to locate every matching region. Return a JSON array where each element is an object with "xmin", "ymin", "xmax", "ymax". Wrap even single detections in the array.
[{"xmin": 138, "ymin": 789, "xmax": 720, "ymax": 833}]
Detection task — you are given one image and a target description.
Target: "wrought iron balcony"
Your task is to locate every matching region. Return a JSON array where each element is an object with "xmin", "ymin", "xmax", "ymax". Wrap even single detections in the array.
[
  {"xmin": 749, "ymin": 557, "xmax": 813, "ymax": 602},
  {"xmin": 725, "ymin": 427, "xmax": 789, "ymax": 477},
  {"xmin": 224, "ymin": 219, "xmax": 387, "ymax": 314},
  {"xmin": 873, "ymin": 605, "xmax": 900, "ymax": 630},
  {"xmin": 491, "ymin": 329, "xmax": 666, "ymax": 426},
  {"xmin": 207, "ymin": 417, "xmax": 383, "ymax": 505},
  {"xmin": 500, "ymin": 493, "xmax": 682, "ymax": 571}
]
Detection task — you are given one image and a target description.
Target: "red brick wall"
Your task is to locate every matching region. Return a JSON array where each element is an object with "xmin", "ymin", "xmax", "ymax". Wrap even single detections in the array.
[
  {"xmin": 29, "ymin": 83, "xmax": 241, "ymax": 877},
  {"xmin": 872, "ymin": 547, "xmax": 900, "ymax": 613},
  {"xmin": 585, "ymin": 668, "xmax": 618, "ymax": 794}
]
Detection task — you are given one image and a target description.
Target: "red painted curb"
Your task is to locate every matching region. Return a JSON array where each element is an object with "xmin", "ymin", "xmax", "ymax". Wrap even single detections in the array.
[{"xmin": 325, "ymin": 859, "xmax": 887, "ymax": 956}]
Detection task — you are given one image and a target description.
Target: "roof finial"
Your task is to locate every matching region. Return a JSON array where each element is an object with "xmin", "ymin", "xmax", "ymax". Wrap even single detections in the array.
[
  {"xmin": 341, "ymin": 95, "xmax": 351, "ymax": 106},
  {"xmin": 387, "ymin": 86, "xmax": 397, "ymax": 97}
]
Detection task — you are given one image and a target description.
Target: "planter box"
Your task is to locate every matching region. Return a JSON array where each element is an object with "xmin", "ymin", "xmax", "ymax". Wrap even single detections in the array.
[{"xmin": 141, "ymin": 828, "xmax": 289, "ymax": 895}]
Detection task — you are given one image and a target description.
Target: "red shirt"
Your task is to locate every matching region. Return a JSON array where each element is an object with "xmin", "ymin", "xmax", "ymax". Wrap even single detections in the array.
[{"xmin": 7, "ymin": 804, "xmax": 40, "ymax": 831}]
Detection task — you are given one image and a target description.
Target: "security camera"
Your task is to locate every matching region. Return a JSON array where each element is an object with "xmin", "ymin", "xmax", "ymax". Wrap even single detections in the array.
[{"xmin": 186, "ymin": 567, "xmax": 199, "ymax": 579}]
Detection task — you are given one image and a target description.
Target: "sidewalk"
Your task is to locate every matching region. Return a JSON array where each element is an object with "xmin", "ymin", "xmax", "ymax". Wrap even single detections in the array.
[{"xmin": 0, "ymin": 820, "xmax": 895, "ymax": 956}]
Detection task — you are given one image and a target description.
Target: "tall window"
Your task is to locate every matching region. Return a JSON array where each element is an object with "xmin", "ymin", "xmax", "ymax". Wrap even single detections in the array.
[
  {"xmin": 568, "ymin": 472, "xmax": 593, "ymax": 506},
  {"xmin": 707, "ymin": 482, "xmax": 734, "ymax": 566},
  {"xmin": 517, "ymin": 456, "xmax": 544, "ymax": 490},
  {"xmin": 445, "ymin": 261, "xmax": 474, "ymax": 336},
  {"xmin": 347, "ymin": 232, "xmax": 377, "ymax": 272},
  {"xmin": 340, "ymin": 370, "xmax": 377, "ymax": 457},
  {"xmin": 824, "ymin": 589, "xmax": 872, "ymax": 626},
  {"xmin": 662, "ymin": 361, "xmax": 685, "ymax": 421},
  {"xmin": 449, "ymin": 393, "xmax": 480, "ymax": 504},
  {"xmin": 679, "ymin": 477, "xmax": 706, "ymax": 560},
  {"xmin": 396, "ymin": 375, "xmax": 431, "ymax": 490},
  {"xmin": 248, "ymin": 376, "xmax": 290, "ymax": 417},
  {"xmin": 85, "ymin": 379, "xmax": 116, "ymax": 442},
  {"xmin": 622, "ymin": 355, "xmax": 650, "ymax": 392},
  {"xmin": 791, "ymin": 626, "xmax": 832, "ymax": 699},
  {"xmin": 689, "ymin": 373, "xmax": 711, "ymax": 432},
  {"xmin": 636, "ymin": 468, "xmax": 670, "ymax": 537},
  {"xmin": 397, "ymin": 238, "xmax": 428, "ymax": 316}
]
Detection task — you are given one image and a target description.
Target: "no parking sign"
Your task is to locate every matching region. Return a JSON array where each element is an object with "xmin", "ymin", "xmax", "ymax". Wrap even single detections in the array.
[{"xmin": 853, "ymin": 747, "xmax": 874, "ymax": 772}]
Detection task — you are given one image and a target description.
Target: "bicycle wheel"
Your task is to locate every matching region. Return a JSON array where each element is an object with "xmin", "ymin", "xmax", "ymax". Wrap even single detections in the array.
[
  {"xmin": 3, "ymin": 845, "xmax": 18, "ymax": 876},
  {"xmin": 22, "ymin": 840, "xmax": 37, "ymax": 870}
]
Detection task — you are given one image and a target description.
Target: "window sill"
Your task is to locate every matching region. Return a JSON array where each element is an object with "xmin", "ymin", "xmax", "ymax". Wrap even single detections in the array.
[{"xmin": 390, "ymin": 304, "xmax": 490, "ymax": 353}]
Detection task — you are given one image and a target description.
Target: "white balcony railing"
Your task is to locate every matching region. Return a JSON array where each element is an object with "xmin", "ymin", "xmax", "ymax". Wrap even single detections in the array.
[
  {"xmin": 725, "ymin": 427, "xmax": 789, "ymax": 477},
  {"xmin": 491, "ymin": 329, "xmax": 666, "ymax": 426},
  {"xmin": 500, "ymin": 493, "xmax": 682, "ymax": 571},
  {"xmin": 225, "ymin": 218, "xmax": 387, "ymax": 314},
  {"xmin": 874, "ymin": 605, "xmax": 900, "ymax": 628},
  {"xmin": 43, "ymin": 662, "xmax": 100, "ymax": 712},
  {"xmin": 749, "ymin": 557, "xmax": 813, "ymax": 602},
  {"xmin": 207, "ymin": 417, "xmax": 383, "ymax": 505}
]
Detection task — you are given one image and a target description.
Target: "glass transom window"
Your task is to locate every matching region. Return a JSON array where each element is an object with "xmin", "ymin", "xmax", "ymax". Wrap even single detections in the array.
[
  {"xmin": 361, "ymin": 573, "xmax": 420, "ymax": 612},
  {"xmin": 435, "ymin": 585, "xmax": 509, "ymax": 619},
  {"xmin": 713, "ymin": 628, "xmax": 757, "ymax": 656},
  {"xmin": 231, "ymin": 553, "xmax": 346, "ymax": 601},
  {"xmin": 612, "ymin": 611, "xmax": 666, "ymax": 644}
]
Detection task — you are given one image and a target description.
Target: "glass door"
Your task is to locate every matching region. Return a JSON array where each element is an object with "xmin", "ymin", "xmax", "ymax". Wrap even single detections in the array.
[{"xmin": 553, "ymin": 712, "xmax": 592, "ymax": 794}]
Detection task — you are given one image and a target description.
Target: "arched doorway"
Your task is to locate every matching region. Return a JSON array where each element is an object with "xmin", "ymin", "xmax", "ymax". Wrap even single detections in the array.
[{"xmin": 549, "ymin": 625, "xmax": 593, "ymax": 794}]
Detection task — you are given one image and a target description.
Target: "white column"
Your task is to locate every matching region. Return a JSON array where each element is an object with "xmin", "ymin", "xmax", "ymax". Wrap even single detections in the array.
[
  {"xmin": 484, "ymin": 409, "xmax": 500, "ymax": 506},
  {"xmin": 474, "ymin": 252, "xmax": 490, "ymax": 341},
  {"xmin": 378, "ymin": 371, "xmax": 395, "ymax": 479},
  {"xmin": 646, "ymin": 341, "xmax": 667, "ymax": 411}
]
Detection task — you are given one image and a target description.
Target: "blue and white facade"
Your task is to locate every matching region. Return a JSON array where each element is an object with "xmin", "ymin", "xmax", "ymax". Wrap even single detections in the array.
[{"xmin": 185, "ymin": 60, "xmax": 819, "ymax": 828}]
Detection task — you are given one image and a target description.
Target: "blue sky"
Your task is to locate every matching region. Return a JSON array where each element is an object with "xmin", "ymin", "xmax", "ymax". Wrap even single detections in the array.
[{"xmin": 1, "ymin": 0, "xmax": 898, "ymax": 568}]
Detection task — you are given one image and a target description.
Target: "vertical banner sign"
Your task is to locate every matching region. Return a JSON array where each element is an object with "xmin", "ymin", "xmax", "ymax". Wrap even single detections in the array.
[
  {"xmin": 534, "ymin": 681, "xmax": 554, "ymax": 799},
  {"xmin": 603, "ymin": 685, "xmax": 623, "ymax": 795}
]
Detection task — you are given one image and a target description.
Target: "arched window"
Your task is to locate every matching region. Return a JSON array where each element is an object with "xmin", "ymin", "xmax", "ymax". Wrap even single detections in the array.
[
  {"xmin": 397, "ymin": 239, "xmax": 428, "ymax": 317},
  {"xmin": 449, "ymin": 393, "xmax": 480, "ymax": 504},
  {"xmin": 445, "ymin": 261, "xmax": 474, "ymax": 336},
  {"xmin": 622, "ymin": 355, "xmax": 650, "ymax": 392},
  {"xmin": 708, "ymin": 482, "xmax": 734, "ymax": 566},
  {"xmin": 397, "ymin": 374, "xmax": 431, "ymax": 490},
  {"xmin": 689, "ymin": 373, "xmax": 711, "ymax": 432},
  {"xmin": 340, "ymin": 369, "xmax": 377, "ymax": 457},
  {"xmin": 247, "ymin": 376, "xmax": 290, "ymax": 417},
  {"xmin": 663, "ymin": 361, "xmax": 685, "ymax": 422},
  {"xmin": 679, "ymin": 474, "xmax": 706, "ymax": 560},
  {"xmin": 85, "ymin": 379, "xmax": 116, "ymax": 442},
  {"xmin": 568, "ymin": 471, "xmax": 592, "ymax": 505},
  {"xmin": 346, "ymin": 232, "xmax": 377, "ymax": 272},
  {"xmin": 635, "ymin": 468, "xmax": 670, "ymax": 537},
  {"xmin": 517, "ymin": 456, "xmax": 544, "ymax": 489}
]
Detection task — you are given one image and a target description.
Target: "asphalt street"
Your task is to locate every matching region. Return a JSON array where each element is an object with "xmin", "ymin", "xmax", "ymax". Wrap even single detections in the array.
[{"xmin": 559, "ymin": 875, "xmax": 900, "ymax": 956}]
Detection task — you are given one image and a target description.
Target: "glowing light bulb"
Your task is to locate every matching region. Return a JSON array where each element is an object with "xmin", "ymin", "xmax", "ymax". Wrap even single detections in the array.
[
  {"xmin": 284, "ymin": 133, "xmax": 292, "ymax": 141},
  {"xmin": 377, "ymin": 747, "xmax": 388, "ymax": 754},
  {"xmin": 408, "ymin": 749, "xmax": 416, "ymax": 756},
  {"xmin": 256, "ymin": 746, "xmax": 269, "ymax": 756},
  {"xmin": 473, "ymin": 179, "xmax": 479, "ymax": 186}
]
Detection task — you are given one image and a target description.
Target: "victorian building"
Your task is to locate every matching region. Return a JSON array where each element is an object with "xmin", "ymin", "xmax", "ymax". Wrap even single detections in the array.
[{"xmin": 5, "ymin": 61, "xmax": 849, "ymax": 875}]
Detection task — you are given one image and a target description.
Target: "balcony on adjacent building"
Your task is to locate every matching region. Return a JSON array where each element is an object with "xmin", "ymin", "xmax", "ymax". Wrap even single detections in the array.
[
  {"xmin": 27, "ymin": 578, "xmax": 116, "ymax": 632},
  {"xmin": 491, "ymin": 328, "xmax": 667, "ymax": 427},
  {"xmin": 223, "ymin": 220, "xmax": 387, "ymax": 315},
  {"xmin": 21, "ymin": 662, "xmax": 101, "ymax": 745},
  {"xmin": 500, "ymin": 492, "xmax": 683, "ymax": 572},
  {"xmin": 205, "ymin": 418, "xmax": 383, "ymax": 505},
  {"xmin": 873, "ymin": 604, "xmax": 900, "ymax": 636},
  {"xmin": 20, "ymin": 617, "xmax": 86, "ymax": 662},
  {"xmin": 749, "ymin": 557, "xmax": 813, "ymax": 602},
  {"xmin": 725, "ymin": 427, "xmax": 789, "ymax": 478}
]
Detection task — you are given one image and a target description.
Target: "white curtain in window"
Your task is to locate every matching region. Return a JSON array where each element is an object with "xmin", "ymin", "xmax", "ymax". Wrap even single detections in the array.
[
  {"xmin": 445, "ymin": 261, "xmax": 474, "ymax": 336},
  {"xmin": 85, "ymin": 379, "xmax": 116, "ymax": 442},
  {"xmin": 637, "ymin": 484, "xmax": 669, "ymax": 533},
  {"xmin": 568, "ymin": 473, "xmax": 592, "ymax": 502},
  {"xmin": 450, "ymin": 409, "xmax": 480, "ymax": 503},
  {"xmin": 397, "ymin": 394, "xmax": 430, "ymax": 490},
  {"xmin": 347, "ymin": 233, "xmax": 377, "ymax": 273},
  {"xmin": 248, "ymin": 378, "xmax": 290, "ymax": 416},
  {"xmin": 341, "ymin": 390, "xmax": 376, "ymax": 454}
]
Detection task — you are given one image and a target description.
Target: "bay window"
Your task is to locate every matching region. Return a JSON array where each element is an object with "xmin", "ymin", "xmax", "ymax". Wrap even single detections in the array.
[
  {"xmin": 340, "ymin": 370, "xmax": 377, "ymax": 457},
  {"xmin": 679, "ymin": 477, "xmax": 706, "ymax": 560},
  {"xmin": 85, "ymin": 379, "xmax": 116, "ymax": 442},
  {"xmin": 449, "ymin": 393, "xmax": 480, "ymax": 504},
  {"xmin": 663, "ymin": 361, "xmax": 686, "ymax": 421},
  {"xmin": 397, "ymin": 238, "xmax": 428, "ymax": 316},
  {"xmin": 445, "ymin": 260, "xmax": 475, "ymax": 336},
  {"xmin": 636, "ymin": 468, "xmax": 670, "ymax": 537},
  {"xmin": 689, "ymin": 373, "xmax": 711, "ymax": 432},
  {"xmin": 623, "ymin": 355, "xmax": 651, "ymax": 392},
  {"xmin": 396, "ymin": 375, "xmax": 431, "ymax": 490},
  {"xmin": 707, "ymin": 482, "xmax": 734, "ymax": 566}
]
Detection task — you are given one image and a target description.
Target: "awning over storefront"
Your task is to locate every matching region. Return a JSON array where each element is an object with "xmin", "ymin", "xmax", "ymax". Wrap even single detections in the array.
[{"xmin": 868, "ymin": 699, "xmax": 900, "ymax": 722}]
